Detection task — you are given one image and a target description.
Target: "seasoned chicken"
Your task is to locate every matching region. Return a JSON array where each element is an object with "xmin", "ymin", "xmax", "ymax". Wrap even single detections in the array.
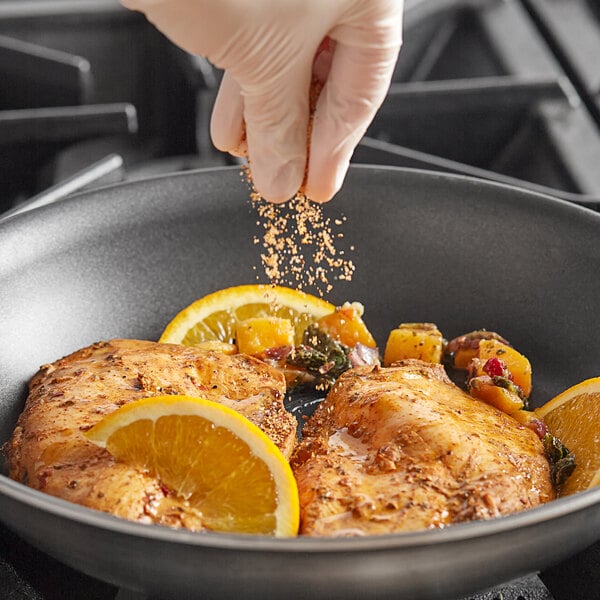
[
  {"xmin": 291, "ymin": 360, "xmax": 555, "ymax": 536},
  {"xmin": 4, "ymin": 339, "xmax": 296, "ymax": 530}
]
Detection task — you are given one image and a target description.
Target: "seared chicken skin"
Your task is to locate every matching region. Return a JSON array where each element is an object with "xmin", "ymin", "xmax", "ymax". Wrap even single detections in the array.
[
  {"xmin": 291, "ymin": 360, "xmax": 555, "ymax": 536},
  {"xmin": 4, "ymin": 339, "xmax": 296, "ymax": 530}
]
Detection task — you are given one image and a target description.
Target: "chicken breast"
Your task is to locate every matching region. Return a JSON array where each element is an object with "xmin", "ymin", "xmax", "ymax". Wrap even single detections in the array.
[
  {"xmin": 291, "ymin": 360, "xmax": 555, "ymax": 536},
  {"xmin": 4, "ymin": 339, "xmax": 296, "ymax": 530}
]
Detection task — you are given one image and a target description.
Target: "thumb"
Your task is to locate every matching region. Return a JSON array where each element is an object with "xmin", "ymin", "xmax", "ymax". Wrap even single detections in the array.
[{"xmin": 305, "ymin": 30, "xmax": 402, "ymax": 202}]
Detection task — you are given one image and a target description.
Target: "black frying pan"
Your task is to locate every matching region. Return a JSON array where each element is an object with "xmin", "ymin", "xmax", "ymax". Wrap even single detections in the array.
[{"xmin": 1, "ymin": 166, "xmax": 600, "ymax": 600}]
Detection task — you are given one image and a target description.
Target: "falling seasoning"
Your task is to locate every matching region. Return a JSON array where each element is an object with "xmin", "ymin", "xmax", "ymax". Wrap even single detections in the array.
[
  {"xmin": 240, "ymin": 77, "xmax": 356, "ymax": 295},
  {"xmin": 242, "ymin": 165, "xmax": 355, "ymax": 296}
]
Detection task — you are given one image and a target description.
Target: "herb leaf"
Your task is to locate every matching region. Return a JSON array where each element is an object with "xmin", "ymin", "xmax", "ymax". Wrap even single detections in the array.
[
  {"xmin": 543, "ymin": 433, "xmax": 577, "ymax": 488},
  {"xmin": 287, "ymin": 325, "xmax": 351, "ymax": 389}
]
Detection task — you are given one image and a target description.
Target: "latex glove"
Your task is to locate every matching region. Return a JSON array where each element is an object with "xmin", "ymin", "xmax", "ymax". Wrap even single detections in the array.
[{"xmin": 121, "ymin": 0, "xmax": 404, "ymax": 203}]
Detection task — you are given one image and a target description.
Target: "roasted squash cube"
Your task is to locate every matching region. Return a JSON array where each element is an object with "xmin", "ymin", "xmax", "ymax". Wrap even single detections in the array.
[
  {"xmin": 476, "ymin": 339, "xmax": 532, "ymax": 397},
  {"xmin": 453, "ymin": 347, "xmax": 478, "ymax": 370},
  {"xmin": 468, "ymin": 376, "xmax": 524, "ymax": 414},
  {"xmin": 236, "ymin": 317, "xmax": 295, "ymax": 357},
  {"xmin": 316, "ymin": 302, "xmax": 376, "ymax": 348},
  {"xmin": 383, "ymin": 323, "xmax": 443, "ymax": 366}
]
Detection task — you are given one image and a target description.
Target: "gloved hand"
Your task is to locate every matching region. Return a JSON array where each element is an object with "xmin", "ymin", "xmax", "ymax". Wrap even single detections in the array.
[{"xmin": 121, "ymin": 0, "xmax": 404, "ymax": 203}]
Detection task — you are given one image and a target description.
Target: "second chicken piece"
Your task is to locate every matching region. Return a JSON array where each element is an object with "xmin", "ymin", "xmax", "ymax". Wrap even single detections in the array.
[{"xmin": 291, "ymin": 360, "xmax": 555, "ymax": 536}]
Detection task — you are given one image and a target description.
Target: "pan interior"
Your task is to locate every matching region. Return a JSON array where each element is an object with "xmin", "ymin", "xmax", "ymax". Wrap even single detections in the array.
[{"xmin": 1, "ymin": 164, "xmax": 600, "ymax": 542}]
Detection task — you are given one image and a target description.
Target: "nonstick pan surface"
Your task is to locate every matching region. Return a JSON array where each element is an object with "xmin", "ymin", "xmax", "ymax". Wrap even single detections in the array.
[{"xmin": 1, "ymin": 166, "xmax": 599, "ymax": 600}]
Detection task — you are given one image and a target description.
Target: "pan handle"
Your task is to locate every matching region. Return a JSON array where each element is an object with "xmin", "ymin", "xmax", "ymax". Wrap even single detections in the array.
[{"xmin": 0, "ymin": 154, "xmax": 124, "ymax": 222}]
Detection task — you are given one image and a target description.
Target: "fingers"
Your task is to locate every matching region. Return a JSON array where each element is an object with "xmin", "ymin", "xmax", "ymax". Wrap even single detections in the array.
[
  {"xmin": 210, "ymin": 72, "xmax": 247, "ymax": 157},
  {"xmin": 212, "ymin": 40, "xmax": 399, "ymax": 204},
  {"xmin": 212, "ymin": 43, "xmax": 332, "ymax": 202},
  {"xmin": 305, "ymin": 8, "xmax": 403, "ymax": 202},
  {"xmin": 124, "ymin": 0, "xmax": 403, "ymax": 205}
]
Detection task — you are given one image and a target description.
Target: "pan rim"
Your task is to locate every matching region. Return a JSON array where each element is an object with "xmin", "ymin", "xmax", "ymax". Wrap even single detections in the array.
[{"xmin": 1, "ymin": 163, "xmax": 598, "ymax": 228}]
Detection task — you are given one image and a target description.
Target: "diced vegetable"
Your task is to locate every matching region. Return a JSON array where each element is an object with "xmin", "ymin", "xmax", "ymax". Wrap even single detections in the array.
[
  {"xmin": 316, "ymin": 302, "xmax": 376, "ymax": 348},
  {"xmin": 445, "ymin": 330, "xmax": 511, "ymax": 370},
  {"xmin": 453, "ymin": 347, "xmax": 478, "ymax": 370},
  {"xmin": 236, "ymin": 317, "xmax": 294, "ymax": 357},
  {"xmin": 468, "ymin": 375, "xmax": 524, "ymax": 414},
  {"xmin": 383, "ymin": 323, "xmax": 444, "ymax": 366},
  {"xmin": 475, "ymin": 339, "xmax": 532, "ymax": 397}
]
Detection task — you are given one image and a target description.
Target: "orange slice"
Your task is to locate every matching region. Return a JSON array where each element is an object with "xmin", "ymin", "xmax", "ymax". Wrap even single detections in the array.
[
  {"xmin": 85, "ymin": 395, "xmax": 299, "ymax": 536},
  {"xmin": 159, "ymin": 284, "xmax": 335, "ymax": 347},
  {"xmin": 536, "ymin": 377, "xmax": 600, "ymax": 495}
]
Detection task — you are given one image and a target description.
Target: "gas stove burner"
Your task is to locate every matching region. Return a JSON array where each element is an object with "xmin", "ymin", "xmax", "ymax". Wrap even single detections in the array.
[
  {"xmin": 1, "ymin": 0, "xmax": 600, "ymax": 216},
  {"xmin": 0, "ymin": 1, "xmax": 229, "ymax": 214},
  {"xmin": 355, "ymin": 0, "xmax": 600, "ymax": 208}
]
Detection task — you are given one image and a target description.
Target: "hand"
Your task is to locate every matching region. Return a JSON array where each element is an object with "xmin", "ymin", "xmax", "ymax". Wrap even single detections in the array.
[{"xmin": 121, "ymin": 0, "xmax": 404, "ymax": 203}]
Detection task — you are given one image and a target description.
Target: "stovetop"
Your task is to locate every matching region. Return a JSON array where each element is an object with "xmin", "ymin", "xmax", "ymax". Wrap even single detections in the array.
[
  {"xmin": 1, "ymin": 0, "xmax": 600, "ymax": 217},
  {"xmin": 355, "ymin": 0, "xmax": 600, "ymax": 209},
  {"xmin": 1, "ymin": 1, "xmax": 600, "ymax": 599}
]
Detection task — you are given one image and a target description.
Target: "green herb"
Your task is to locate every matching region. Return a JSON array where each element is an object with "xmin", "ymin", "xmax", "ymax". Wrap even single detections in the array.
[
  {"xmin": 287, "ymin": 325, "xmax": 351, "ymax": 389},
  {"xmin": 543, "ymin": 433, "xmax": 576, "ymax": 488}
]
